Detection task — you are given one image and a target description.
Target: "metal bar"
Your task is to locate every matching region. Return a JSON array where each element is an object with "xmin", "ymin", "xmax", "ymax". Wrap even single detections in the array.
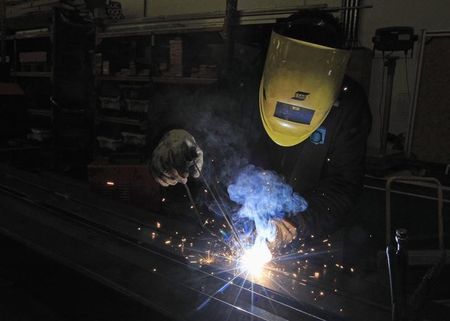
[
  {"xmin": 365, "ymin": 175, "xmax": 450, "ymax": 191},
  {"xmin": 364, "ymin": 185, "xmax": 450, "ymax": 204},
  {"xmin": 379, "ymin": 57, "xmax": 397, "ymax": 155},
  {"xmin": 340, "ymin": 0, "xmax": 346, "ymax": 35},
  {"xmin": 223, "ymin": 0, "xmax": 237, "ymax": 71},
  {"xmin": 410, "ymin": 30, "xmax": 450, "ymax": 37},
  {"xmin": 5, "ymin": 0, "xmax": 59, "ymax": 18},
  {"xmin": 405, "ymin": 29, "xmax": 426, "ymax": 158},
  {"xmin": 344, "ymin": 0, "xmax": 351, "ymax": 45},
  {"xmin": 352, "ymin": 0, "xmax": 361, "ymax": 46},
  {"xmin": 98, "ymin": 4, "xmax": 326, "ymax": 38},
  {"xmin": 96, "ymin": 4, "xmax": 372, "ymax": 39},
  {"xmin": 347, "ymin": 0, "xmax": 356, "ymax": 46},
  {"xmin": 1, "ymin": 0, "xmax": 6, "ymax": 61}
]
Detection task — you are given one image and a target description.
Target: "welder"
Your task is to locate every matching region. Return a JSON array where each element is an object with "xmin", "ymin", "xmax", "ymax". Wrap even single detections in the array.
[{"xmin": 150, "ymin": 11, "xmax": 371, "ymax": 250}]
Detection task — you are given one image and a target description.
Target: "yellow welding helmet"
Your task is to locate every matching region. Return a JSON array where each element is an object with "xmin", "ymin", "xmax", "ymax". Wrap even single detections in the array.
[{"xmin": 259, "ymin": 31, "xmax": 350, "ymax": 147}]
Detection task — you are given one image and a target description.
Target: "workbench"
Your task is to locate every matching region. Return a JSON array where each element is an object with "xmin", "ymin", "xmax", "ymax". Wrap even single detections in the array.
[{"xmin": 0, "ymin": 164, "xmax": 391, "ymax": 321}]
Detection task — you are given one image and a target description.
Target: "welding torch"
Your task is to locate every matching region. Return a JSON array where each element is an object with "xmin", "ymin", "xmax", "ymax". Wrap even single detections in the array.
[{"xmin": 183, "ymin": 147, "xmax": 244, "ymax": 250}]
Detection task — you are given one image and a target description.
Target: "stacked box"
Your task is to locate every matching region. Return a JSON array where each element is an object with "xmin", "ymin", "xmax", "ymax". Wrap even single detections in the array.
[
  {"xmin": 99, "ymin": 96, "xmax": 121, "ymax": 111},
  {"xmin": 121, "ymin": 132, "xmax": 146, "ymax": 146},
  {"xmin": 124, "ymin": 99, "xmax": 150, "ymax": 113},
  {"xmin": 169, "ymin": 38, "xmax": 183, "ymax": 77},
  {"xmin": 19, "ymin": 51, "xmax": 48, "ymax": 72},
  {"xmin": 96, "ymin": 136, "xmax": 123, "ymax": 151},
  {"xmin": 19, "ymin": 51, "xmax": 47, "ymax": 63},
  {"xmin": 191, "ymin": 64, "xmax": 217, "ymax": 78}
]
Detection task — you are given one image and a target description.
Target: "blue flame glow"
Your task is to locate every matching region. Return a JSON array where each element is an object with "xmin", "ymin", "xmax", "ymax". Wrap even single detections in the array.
[{"xmin": 228, "ymin": 164, "xmax": 308, "ymax": 249}]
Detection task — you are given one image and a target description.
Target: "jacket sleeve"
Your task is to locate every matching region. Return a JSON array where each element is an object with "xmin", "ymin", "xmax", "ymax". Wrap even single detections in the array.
[{"xmin": 294, "ymin": 86, "xmax": 371, "ymax": 237}]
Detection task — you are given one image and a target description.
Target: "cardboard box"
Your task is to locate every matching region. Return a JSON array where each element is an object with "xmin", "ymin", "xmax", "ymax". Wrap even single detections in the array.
[{"xmin": 19, "ymin": 51, "xmax": 47, "ymax": 63}]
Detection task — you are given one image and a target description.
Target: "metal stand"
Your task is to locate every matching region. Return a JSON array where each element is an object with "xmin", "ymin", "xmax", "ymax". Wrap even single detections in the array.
[
  {"xmin": 386, "ymin": 228, "xmax": 408, "ymax": 321},
  {"xmin": 385, "ymin": 176, "xmax": 448, "ymax": 321},
  {"xmin": 379, "ymin": 56, "xmax": 398, "ymax": 155},
  {"xmin": 366, "ymin": 56, "xmax": 404, "ymax": 175}
]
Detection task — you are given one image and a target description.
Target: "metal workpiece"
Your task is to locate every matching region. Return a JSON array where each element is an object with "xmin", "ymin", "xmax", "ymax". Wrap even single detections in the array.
[{"xmin": 0, "ymin": 165, "xmax": 390, "ymax": 321}]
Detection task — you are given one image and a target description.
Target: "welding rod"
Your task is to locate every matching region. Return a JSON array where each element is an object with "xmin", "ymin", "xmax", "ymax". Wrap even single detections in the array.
[
  {"xmin": 183, "ymin": 183, "xmax": 215, "ymax": 234},
  {"xmin": 194, "ymin": 163, "xmax": 244, "ymax": 250},
  {"xmin": 183, "ymin": 183, "xmax": 233, "ymax": 250}
]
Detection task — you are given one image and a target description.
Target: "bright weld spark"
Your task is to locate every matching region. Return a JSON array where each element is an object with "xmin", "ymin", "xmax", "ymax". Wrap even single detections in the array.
[{"xmin": 238, "ymin": 240, "xmax": 272, "ymax": 278}]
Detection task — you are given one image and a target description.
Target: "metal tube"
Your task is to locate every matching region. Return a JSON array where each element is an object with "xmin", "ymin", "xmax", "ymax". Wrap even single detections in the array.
[
  {"xmin": 340, "ymin": 0, "xmax": 346, "ymax": 31},
  {"xmin": 352, "ymin": 0, "xmax": 361, "ymax": 46},
  {"xmin": 380, "ymin": 57, "xmax": 397, "ymax": 155},
  {"xmin": 341, "ymin": 0, "xmax": 348, "ymax": 40},
  {"xmin": 344, "ymin": 0, "xmax": 351, "ymax": 46},
  {"xmin": 223, "ymin": 0, "xmax": 237, "ymax": 71},
  {"xmin": 405, "ymin": 29, "xmax": 426, "ymax": 158},
  {"xmin": 386, "ymin": 244, "xmax": 398, "ymax": 321},
  {"xmin": 348, "ymin": 0, "xmax": 356, "ymax": 46},
  {"xmin": 395, "ymin": 228, "xmax": 408, "ymax": 321},
  {"xmin": 364, "ymin": 184, "xmax": 450, "ymax": 204},
  {"xmin": 0, "ymin": 0, "xmax": 6, "ymax": 61}
]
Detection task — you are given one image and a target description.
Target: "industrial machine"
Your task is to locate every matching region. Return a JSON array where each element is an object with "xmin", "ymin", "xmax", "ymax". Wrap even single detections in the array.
[{"xmin": 367, "ymin": 27, "xmax": 418, "ymax": 174}]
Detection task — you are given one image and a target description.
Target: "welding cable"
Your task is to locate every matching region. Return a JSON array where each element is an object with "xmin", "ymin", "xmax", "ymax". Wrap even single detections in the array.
[{"xmin": 194, "ymin": 164, "xmax": 244, "ymax": 250}]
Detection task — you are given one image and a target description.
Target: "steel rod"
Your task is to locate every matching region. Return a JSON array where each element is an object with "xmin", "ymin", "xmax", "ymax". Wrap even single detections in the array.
[{"xmin": 195, "ymin": 164, "xmax": 243, "ymax": 250}]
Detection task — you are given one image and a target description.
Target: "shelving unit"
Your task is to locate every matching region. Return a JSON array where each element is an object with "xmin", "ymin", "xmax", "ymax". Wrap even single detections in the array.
[
  {"xmin": 97, "ymin": 75, "xmax": 217, "ymax": 85},
  {"xmin": 6, "ymin": 29, "xmax": 49, "ymax": 40},
  {"xmin": 11, "ymin": 71, "xmax": 51, "ymax": 77},
  {"xmin": 27, "ymin": 108, "xmax": 52, "ymax": 118},
  {"xmin": 93, "ymin": 20, "xmax": 223, "ymax": 161},
  {"xmin": 3, "ymin": 4, "xmax": 321, "ymax": 163},
  {"xmin": 96, "ymin": 115, "xmax": 148, "ymax": 129},
  {"xmin": 5, "ymin": 27, "xmax": 53, "ymax": 145},
  {"xmin": 95, "ymin": 5, "xmax": 325, "ymax": 39}
]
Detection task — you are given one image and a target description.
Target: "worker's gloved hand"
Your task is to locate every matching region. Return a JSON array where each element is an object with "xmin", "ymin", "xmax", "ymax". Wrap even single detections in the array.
[
  {"xmin": 151, "ymin": 129, "xmax": 203, "ymax": 187},
  {"xmin": 269, "ymin": 218, "xmax": 298, "ymax": 250}
]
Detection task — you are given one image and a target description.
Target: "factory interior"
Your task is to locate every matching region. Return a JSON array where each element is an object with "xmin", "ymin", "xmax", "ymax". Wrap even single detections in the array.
[{"xmin": 0, "ymin": 1, "xmax": 449, "ymax": 320}]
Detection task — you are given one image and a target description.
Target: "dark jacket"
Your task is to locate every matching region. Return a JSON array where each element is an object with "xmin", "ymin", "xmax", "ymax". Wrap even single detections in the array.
[
  {"xmin": 151, "ymin": 75, "xmax": 370, "ymax": 237},
  {"xmin": 256, "ymin": 77, "xmax": 371, "ymax": 237}
]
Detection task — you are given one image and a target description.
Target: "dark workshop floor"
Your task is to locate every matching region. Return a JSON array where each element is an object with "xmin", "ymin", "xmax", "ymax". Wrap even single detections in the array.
[{"xmin": 0, "ymin": 234, "xmax": 170, "ymax": 321}]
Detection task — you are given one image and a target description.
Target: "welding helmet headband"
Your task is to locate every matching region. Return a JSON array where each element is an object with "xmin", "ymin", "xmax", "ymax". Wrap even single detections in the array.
[{"xmin": 259, "ymin": 31, "xmax": 350, "ymax": 147}]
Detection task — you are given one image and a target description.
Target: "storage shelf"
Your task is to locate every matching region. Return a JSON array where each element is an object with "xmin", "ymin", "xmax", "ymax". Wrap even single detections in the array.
[
  {"xmin": 97, "ymin": 75, "xmax": 217, "ymax": 85},
  {"xmin": 6, "ymin": 30, "xmax": 50, "ymax": 40},
  {"xmin": 11, "ymin": 71, "xmax": 51, "ymax": 78},
  {"xmin": 97, "ymin": 4, "xmax": 326, "ymax": 38},
  {"xmin": 153, "ymin": 76, "xmax": 217, "ymax": 85},
  {"xmin": 28, "ymin": 109, "xmax": 52, "ymax": 117},
  {"xmin": 97, "ymin": 75, "xmax": 149, "ymax": 82},
  {"xmin": 96, "ymin": 115, "xmax": 148, "ymax": 128}
]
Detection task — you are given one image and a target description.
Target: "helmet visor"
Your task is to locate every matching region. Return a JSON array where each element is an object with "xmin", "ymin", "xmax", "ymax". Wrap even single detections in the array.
[{"xmin": 260, "ymin": 31, "xmax": 350, "ymax": 146}]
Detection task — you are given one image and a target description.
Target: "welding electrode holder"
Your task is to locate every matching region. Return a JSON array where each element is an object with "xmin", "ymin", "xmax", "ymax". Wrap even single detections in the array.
[
  {"xmin": 185, "ymin": 146, "xmax": 200, "ymax": 176},
  {"xmin": 386, "ymin": 228, "xmax": 408, "ymax": 321}
]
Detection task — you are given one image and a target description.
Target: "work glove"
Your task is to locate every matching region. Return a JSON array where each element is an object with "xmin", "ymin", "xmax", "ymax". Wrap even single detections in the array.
[
  {"xmin": 269, "ymin": 218, "xmax": 298, "ymax": 250},
  {"xmin": 151, "ymin": 129, "xmax": 203, "ymax": 186}
]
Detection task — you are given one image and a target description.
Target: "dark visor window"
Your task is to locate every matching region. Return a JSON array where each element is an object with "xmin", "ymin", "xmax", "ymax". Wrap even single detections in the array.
[{"xmin": 274, "ymin": 102, "xmax": 314, "ymax": 125}]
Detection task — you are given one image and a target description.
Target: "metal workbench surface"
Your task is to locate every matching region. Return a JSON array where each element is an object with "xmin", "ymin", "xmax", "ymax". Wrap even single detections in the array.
[{"xmin": 0, "ymin": 164, "xmax": 391, "ymax": 321}]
